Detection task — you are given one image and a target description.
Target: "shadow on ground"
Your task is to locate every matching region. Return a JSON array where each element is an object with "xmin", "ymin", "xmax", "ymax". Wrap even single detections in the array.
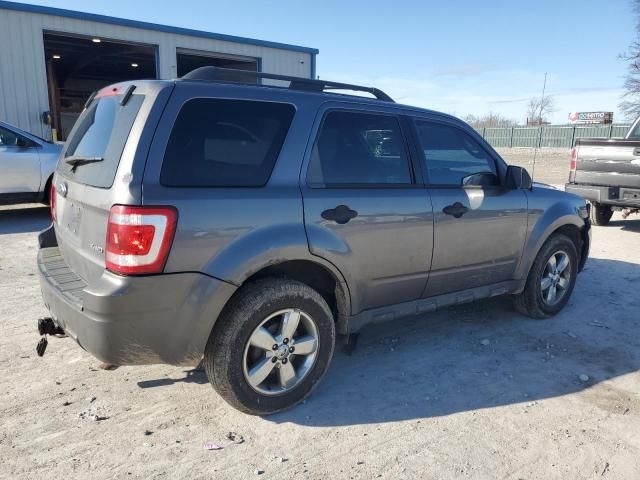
[
  {"xmin": 609, "ymin": 217, "xmax": 640, "ymax": 233},
  {"xmin": 0, "ymin": 206, "xmax": 50, "ymax": 234},
  {"xmin": 131, "ymin": 258, "xmax": 640, "ymax": 425},
  {"xmin": 133, "ymin": 259, "xmax": 640, "ymax": 426},
  {"xmin": 264, "ymin": 257, "xmax": 640, "ymax": 426},
  {"xmin": 137, "ymin": 366, "xmax": 208, "ymax": 389}
]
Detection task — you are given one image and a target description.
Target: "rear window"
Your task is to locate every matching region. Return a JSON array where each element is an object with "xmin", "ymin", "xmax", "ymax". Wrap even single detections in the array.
[
  {"xmin": 160, "ymin": 98, "xmax": 295, "ymax": 187},
  {"xmin": 59, "ymin": 93, "xmax": 144, "ymax": 188}
]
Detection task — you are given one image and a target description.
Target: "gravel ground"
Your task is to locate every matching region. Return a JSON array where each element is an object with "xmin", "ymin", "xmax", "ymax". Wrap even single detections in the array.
[
  {"xmin": 1, "ymin": 177, "xmax": 640, "ymax": 479},
  {"xmin": 498, "ymin": 148, "xmax": 571, "ymax": 186}
]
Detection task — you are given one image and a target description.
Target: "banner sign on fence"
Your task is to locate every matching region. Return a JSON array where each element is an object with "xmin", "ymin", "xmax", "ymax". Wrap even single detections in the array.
[{"xmin": 568, "ymin": 112, "xmax": 613, "ymax": 124}]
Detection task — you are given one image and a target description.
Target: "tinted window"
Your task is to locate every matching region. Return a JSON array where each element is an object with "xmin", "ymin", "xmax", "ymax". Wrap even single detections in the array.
[
  {"xmin": 414, "ymin": 120, "xmax": 497, "ymax": 186},
  {"xmin": 0, "ymin": 126, "xmax": 19, "ymax": 146},
  {"xmin": 307, "ymin": 111, "xmax": 411, "ymax": 186},
  {"xmin": 60, "ymin": 94, "xmax": 144, "ymax": 188},
  {"xmin": 160, "ymin": 99, "xmax": 295, "ymax": 187}
]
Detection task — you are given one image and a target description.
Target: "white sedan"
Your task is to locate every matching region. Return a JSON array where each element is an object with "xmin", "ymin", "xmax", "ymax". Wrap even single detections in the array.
[{"xmin": 0, "ymin": 121, "xmax": 62, "ymax": 205}]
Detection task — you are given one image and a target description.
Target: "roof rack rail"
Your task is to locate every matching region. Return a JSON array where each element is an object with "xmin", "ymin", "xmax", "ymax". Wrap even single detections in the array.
[{"xmin": 181, "ymin": 66, "xmax": 394, "ymax": 102}]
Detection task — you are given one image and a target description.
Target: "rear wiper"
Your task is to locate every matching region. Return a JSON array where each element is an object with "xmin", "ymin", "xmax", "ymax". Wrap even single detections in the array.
[{"xmin": 65, "ymin": 156, "xmax": 104, "ymax": 172}]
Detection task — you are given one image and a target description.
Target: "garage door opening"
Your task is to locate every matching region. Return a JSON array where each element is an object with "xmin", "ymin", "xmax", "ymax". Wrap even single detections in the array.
[
  {"xmin": 43, "ymin": 32, "xmax": 157, "ymax": 140},
  {"xmin": 177, "ymin": 49, "xmax": 258, "ymax": 80}
]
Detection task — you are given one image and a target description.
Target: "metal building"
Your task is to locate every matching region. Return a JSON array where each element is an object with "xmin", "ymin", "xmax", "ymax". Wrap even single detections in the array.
[{"xmin": 0, "ymin": 1, "xmax": 318, "ymax": 140}]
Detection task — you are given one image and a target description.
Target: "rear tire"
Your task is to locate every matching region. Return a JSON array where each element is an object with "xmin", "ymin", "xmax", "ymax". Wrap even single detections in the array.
[
  {"xmin": 589, "ymin": 202, "xmax": 612, "ymax": 226},
  {"xmin": 204, "ymin": 278, "xmax": 335, "ymax": 415},
  {"xmin": 513, "ymin": 233, "xmax": 578, "ymax": 319}
]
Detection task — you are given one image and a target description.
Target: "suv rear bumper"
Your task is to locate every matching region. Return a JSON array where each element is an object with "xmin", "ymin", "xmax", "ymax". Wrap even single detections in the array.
[
  {"xmin": 565, "ymin": 183, "xmax": 640, "ymax": 208},
  {"xmin": 37, "ymin": 234, "xmax": 236, "ymax": 367}
]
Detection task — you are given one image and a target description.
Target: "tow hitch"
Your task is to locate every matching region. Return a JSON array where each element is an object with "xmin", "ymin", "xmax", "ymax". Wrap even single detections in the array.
[{"xmin": 36, "ymin": 317, "xmax": 65, "ymax": 357}]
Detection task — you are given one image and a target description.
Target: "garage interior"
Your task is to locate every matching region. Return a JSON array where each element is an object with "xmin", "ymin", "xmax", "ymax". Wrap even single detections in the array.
[
  {"xmin": 42, "ymin": 34, "xmax": 261, "ymax": 140},
  {"xmin": 176, "ymin": 48, "xmax": 258, "ymax": 78},
  {"xmin": 43, "ymin": 32, "xmax": 158, "ymax": 140}
]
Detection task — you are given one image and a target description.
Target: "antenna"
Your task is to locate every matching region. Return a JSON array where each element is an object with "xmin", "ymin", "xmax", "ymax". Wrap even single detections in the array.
[{"xmin": 530, "ymin": 72, "xmax": 547, "ymax": 185}]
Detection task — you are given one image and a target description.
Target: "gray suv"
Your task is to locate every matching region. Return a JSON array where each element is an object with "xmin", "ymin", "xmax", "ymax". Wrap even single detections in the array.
[{"xmin": 37, "ymin": 68, "xmax": 591, "ymax": 415}]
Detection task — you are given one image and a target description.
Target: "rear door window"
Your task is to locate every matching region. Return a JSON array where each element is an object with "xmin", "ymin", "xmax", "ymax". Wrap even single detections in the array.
[
  {"xmin": 60, "ymin": 92, "xmax": 144, "ymax": 188},
  {"xmin": 307, "ymin": 111, "xmax": 412, "ymax": 186},
  {"xmin": 160, "ymin": 99, "xmax": 295, "ymax": 187}
]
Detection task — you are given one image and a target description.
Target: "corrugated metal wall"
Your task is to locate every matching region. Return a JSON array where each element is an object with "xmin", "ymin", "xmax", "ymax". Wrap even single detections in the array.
[
  {"xmin": 474, "ymin": 124, "xmax": 631, "ymax": 149},
  {"xmin": 0, "ymin": 8, "xmax": 313, "ymax": 138}
]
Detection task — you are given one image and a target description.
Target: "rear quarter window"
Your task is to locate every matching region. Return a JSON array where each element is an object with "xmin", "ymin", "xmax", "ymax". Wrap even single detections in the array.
[
  {"xmin": 59, "ymin": 93, "xmax": 144, "ymax": 188},
  {"xmin": 160, "ymin": 98, "xmax": 295, "ymax": 187}
]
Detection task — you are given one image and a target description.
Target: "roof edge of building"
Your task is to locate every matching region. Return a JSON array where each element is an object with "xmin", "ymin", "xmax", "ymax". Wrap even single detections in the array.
[{"xmin": 0, "ymin": 0, "xmax": 319, "ymax": 55}]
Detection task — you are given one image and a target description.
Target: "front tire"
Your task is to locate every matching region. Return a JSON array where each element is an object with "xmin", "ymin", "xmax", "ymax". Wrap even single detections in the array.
[
  {"xmin": 589, "ymin": 202, "xmax": 613, "ymax": 226},
  {"xmin": 513, "ymin": 234, "xmax": 578, "ymax": 319},
  {"xmin": 204, "ymin": 278, "xmax": 336, "ymax": 415}
]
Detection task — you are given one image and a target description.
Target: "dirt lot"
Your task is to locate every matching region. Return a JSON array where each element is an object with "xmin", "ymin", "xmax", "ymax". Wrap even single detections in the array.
[
  {"xmin": 1, "ymin": 152, "xmax": 639, "ymax": 479},
  {"xmin": 497, "ymin": 148, "xmax": 571, "ymax": 187}
]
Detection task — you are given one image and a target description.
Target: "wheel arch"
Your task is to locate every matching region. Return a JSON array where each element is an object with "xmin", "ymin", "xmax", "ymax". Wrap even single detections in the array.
[
  {"xmin": 242, "ymin": 259, "xmax": 350, "ymax": 334},
  {"xmin": 515, "ymin": 204, "xmax": 587, "ymax": 290},
  {"xmin": 214, "ymin": 257, "xmax": 351, "ymax": 336},
  {"xmin": 202, "ymin": 222, "xmax": 352, "ymax": 334}
]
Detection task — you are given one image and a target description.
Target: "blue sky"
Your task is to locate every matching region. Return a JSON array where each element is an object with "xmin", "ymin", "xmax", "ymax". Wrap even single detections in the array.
[{"xmin": 21, "ymin": 0, "xmax": 638, "ymax": 123}]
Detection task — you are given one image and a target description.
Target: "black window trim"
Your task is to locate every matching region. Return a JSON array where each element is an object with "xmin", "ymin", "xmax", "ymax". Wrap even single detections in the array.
[
  {"xmin": 305, "ymin": 108, "xmax": 420, "ymax": 189},
  {"xmin": 410, "ymin": 116, "xmax": 507, "ymax": 189},
  {"xmin": 158, "ymin": 97, "xmax": 297, "ymax": 189},
  {"xmin": 0, "ymin": 126, "xmax": 40, "ymax": 149}
]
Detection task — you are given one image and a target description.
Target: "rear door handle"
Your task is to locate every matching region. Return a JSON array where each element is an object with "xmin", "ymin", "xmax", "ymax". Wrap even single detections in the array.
[
  {"xmin": 321, "ymin": 205, "xmax": 358, "ymax": 224},
  {"xmin": 633, "ymin": 147, "xmax": 640, "ymax": 156},
  {"xmin": 442, "ymin": 202, "xmax": 469, "ymax": 218}
]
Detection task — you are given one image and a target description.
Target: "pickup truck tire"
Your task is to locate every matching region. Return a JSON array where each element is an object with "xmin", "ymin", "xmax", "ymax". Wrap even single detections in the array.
[
  {"xmin": 203, "ymin": 278, "xmax": 336, "ymax": 415},
  {"xmin": 513, "ymin": 233, "xmax": 578, "ymax": 319},
  {"xmin": 589, "ymin": 202, "xmax": 613, "ymax": 226}
]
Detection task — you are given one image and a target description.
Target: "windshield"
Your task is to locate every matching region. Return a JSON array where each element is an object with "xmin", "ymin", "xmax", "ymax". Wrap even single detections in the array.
[
  {"xmin": 628, "ymin": 121, "xmax": 640, "ymax": 139},
  {"xmin": 58, "ymin": 92, "xmax": 144, "ymax": 188}
]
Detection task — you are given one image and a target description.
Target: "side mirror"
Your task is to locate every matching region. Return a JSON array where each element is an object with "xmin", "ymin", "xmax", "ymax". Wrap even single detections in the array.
[
  {"xmin": 462, "ymin": 172, "xmax": 499, "ymax": 187},
  {"xmin": 41, "ymin": 111, "xmax": 53, "ymax": 126},
  {"xmin": 505, "ymin": 165, "xmax": 532, "ymax": 190}
]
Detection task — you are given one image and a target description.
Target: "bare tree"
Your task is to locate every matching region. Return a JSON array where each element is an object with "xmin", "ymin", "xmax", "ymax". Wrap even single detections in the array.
[
  {"xmin": 620, "ymin": 0, "xmax": 640, "ymax": 119},
  {"xmin": 526, "ymin": 96, "xmax": 555, "ymax": 125},
  {"xmin": 463, "ymin": 112, "xmax": 518, "ymax": 128}
]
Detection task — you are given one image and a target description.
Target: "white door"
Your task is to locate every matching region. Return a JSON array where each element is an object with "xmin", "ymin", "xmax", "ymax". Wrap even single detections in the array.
[{"xmin": 0, "ymin": 126, "xmax": 41, "ymax": 193}]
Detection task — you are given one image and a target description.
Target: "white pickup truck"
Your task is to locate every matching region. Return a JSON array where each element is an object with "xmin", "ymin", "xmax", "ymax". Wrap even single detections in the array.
[{"xmin": 0, "ymin": 121, "xmax": 62, "ymax": 205}]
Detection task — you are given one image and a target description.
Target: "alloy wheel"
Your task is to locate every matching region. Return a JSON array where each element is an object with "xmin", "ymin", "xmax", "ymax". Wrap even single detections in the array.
[
  {"xmin": 540, "ymin": 250, "xmax": 571, "ymax": 306},
  {"xmin": 242, "ymin": 308, "xmax": 319, "ymax": 396}
]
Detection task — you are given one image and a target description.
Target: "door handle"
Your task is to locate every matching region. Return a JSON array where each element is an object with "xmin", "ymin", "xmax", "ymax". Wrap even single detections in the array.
[
  {"xmin": 442, "ymin": 202, "xmax": 469, "ymax": 218},
  {"xmin": 321, "ymin": 205, "xmax": 358, "ymax": 224}
]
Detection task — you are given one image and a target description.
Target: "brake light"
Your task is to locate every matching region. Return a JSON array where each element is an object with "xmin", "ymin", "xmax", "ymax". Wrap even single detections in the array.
[
  {"xmin": 50, "ymin": 182, "xmax": 56, "ymax": 222},
  {"xmin": 105, "ymin": 205, "xmax": 178, "ymax": 275},
  {"xmin": 570, "ymin": 147, "xmax": 577, "ymax": 171}
]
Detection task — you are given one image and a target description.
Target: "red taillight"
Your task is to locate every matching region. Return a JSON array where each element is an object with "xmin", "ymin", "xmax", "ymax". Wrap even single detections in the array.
[
  {"xmin": 50, "ymin": 182, "xmax": 56, "ymax": 222},
  {"xmin": 570, "ymin": 147, "xmax": 577, "ymax": 171},
  {"xmin": 105, "ymin": 205, "xmax": 178, "ymax": 275}
]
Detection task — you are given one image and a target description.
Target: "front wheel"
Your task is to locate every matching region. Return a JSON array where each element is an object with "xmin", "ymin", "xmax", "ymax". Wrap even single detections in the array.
[
  {"xmin": 513, "ymin": 233, "xmax": 578, "ymax": 319},
  {"xmin": 589, "ymin": 202, "xmax": 613, "ymax": 226},
  {"xmin": 204, "ymin": 279, "xmax": 336, "ymax": 415}
]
